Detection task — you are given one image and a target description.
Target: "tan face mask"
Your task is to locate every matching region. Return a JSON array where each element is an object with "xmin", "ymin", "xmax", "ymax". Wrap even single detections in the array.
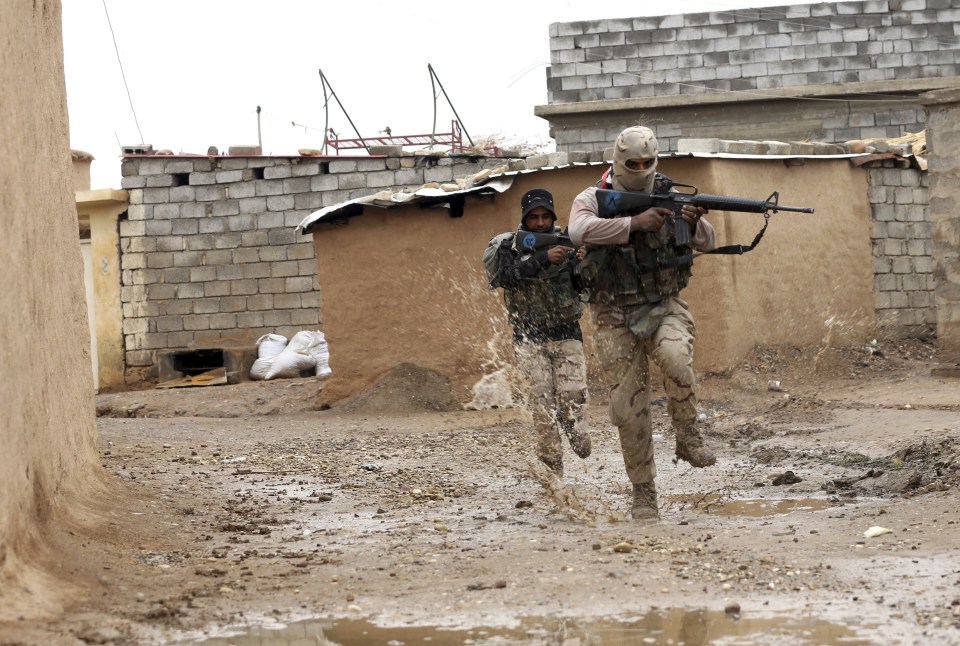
[{"xmin": 611, "ymin": 126, "xmax": 659, "ymax": 192}]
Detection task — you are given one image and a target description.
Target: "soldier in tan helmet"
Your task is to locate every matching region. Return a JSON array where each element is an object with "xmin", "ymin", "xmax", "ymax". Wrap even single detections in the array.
[{"xmin": 568, "ymin": 125, "xmax": 718, "ymax": 522}]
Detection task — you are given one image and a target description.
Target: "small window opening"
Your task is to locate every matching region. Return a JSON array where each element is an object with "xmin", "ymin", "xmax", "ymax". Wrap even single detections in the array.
[
  {"xmin": 171, "ymin": 172, "xmax": 190, "ymax": 186},
  {"xmin": 250, "ymin": 167, "xmax": 265, "ymax": 180},
  {"xmin": 172, "ymin": 349, "xmax": 224, "ymax": 376}
]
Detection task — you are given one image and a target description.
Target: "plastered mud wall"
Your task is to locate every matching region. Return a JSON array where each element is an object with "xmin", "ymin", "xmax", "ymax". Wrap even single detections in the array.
[
  {"xmin": 0, "ymin": 0, "xmax": 102, "ymax": 619},
  {"xmin": 310, "ymin": 158, "xmax": 872, "ymax": 404}
]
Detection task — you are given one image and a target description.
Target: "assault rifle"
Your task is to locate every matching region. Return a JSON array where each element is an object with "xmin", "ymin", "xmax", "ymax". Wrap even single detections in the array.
[
  {"xmin": 596, "ymin": 184, "xmax": 814, "ymax": 246},
  {"xmin": 514, "ymin": 230, "xmax": 575, "ymax": 252}
]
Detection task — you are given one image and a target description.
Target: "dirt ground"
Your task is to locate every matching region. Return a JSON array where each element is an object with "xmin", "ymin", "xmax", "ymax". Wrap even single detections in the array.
[{"xmin": 3, "ymin": 337, "xmax": 960, "ymax": 645}]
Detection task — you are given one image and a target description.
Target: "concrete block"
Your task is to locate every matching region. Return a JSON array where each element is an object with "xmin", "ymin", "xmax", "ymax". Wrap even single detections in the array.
[
  {"xmin": 190, "ymin": 171, "xmax": 217, "ymax": 186},
  {"xmin": 255, "ymin": 180, "xmax": 285, "ymax": 197},
  {"xmin": 263, "ymin": 310, "xmax": 292, "ymax": 327},
  {"xmin": 240, "ymin": 230, "xmax": 269, "ymax": 247},
  {"xmin": 146, "ymin": 174, "xmax": 177, "ymax": 188},
  {"xmin": 228, "ymin": 280, "xmax": 257, "ymax": 296},
  {"xmin": 154, "ymin": 203, "xmax": 180, "ymax": 219},
  {"xmin": 228, "ymin": 146, "xmax": 261, "ymax": 156},
  {"xmin": 198, "ymin": 218, "xmax": 227, "ymax": 234},
  {"xmin": 308, "ymin": 174, "xmax": 338, "ymax": 192},
  {"xmin": 143, "ymin": 218, "xmax": 173, "ymax": 236},
  {"xmin": 202, "ymin": 281, "xmax": 230, "ymax": 297},
  {"xmin": 120, "ymin": 175, "xmax": 148, "ymax": 190},
  {"xmin": 368, "ymin": 145, "xmax": 403, "ymax": 156},
  {"xmin": 228, "ymin": 214, "xmax": 256, "ymax": 231},
  {"xmin": 678, "ymin": 138, "xmax": 722, "ymax": 153},
  {"xmin": 232, "ymin": 248, "xmax": 259, "ymax": 264},
  {"xmin": 241, "ymin": 264, "xmax": 271, "ymax": 280},
  {"xmin": 156, "ymin": 236, "xmax": 184, "ymax": 252},
  {"xmin": 285, "ymin": 277, "xmax": 314, "ymax": 293},
  {"xmin": 214, "ymin": 233, "xmax": 242, "ymax": 249},
  {"xmin": 247, "ymin": 294, "xmax": 274, "ymax": 311},
  {"xmin": 195, "ymin": 185, "xmax": 226, "ymax": 202},
  {"xmin": 142, "ymin": 187, "xmax": 170, "ymax": 204},
  {"xmin": 239, "ymin": 197, "xmax": 268, "ymax": 215},
  {"xmin": 189, "ymin": 266, "xmax": 217, "ymax": 282},
  {"xmin": 263, "ymin": 165, "xmax": 293, "ymax": 180},
  {"xmin": 211, "ymin": 200, "xmax": 240, "ymax": 217}
]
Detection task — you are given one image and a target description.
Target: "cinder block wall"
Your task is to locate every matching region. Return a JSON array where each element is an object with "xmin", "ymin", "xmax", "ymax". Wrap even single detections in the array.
[
  {"xmin": 867, "ymin": 162, "xmax": 934, "ymax": 333},
  {"xmin": 545, "ymin": 0, "xmax": 959, "ymax": 152},
  {"xmin": 119, "ymin": 153, "xmax": 505, "ymax": 383}
]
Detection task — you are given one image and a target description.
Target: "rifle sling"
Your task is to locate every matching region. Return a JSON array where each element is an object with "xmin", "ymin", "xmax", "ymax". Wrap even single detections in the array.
[{"xmin": 659, "ymin": 213, "xmax": 770, "ymax": 268}]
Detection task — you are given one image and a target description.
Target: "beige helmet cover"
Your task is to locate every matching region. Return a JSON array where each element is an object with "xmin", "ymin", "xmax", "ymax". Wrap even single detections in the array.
[{"xmin": 611, "ymin": 126, "xmax": 659, "ymax": 192}]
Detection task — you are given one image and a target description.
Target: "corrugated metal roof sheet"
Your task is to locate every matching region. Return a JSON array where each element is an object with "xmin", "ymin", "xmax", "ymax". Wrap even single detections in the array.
[
  {"xmin": 296, "ymin": 149, "xmax": 913, "ymax": 235},
  {"xmin": 297, "ymin": 176, "xmax": 515, "ymax": 234}
]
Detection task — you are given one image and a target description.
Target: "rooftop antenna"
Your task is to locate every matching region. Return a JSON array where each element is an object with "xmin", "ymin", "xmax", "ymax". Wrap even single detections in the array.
[
  {"xmin": 318, "ymin": 69, "xmax": 369, "ymax": 154},
  {"xmin": 428, "ymin": 63, "xmax": 474, "ymax": 149},
  {"xmin": 256, "ymin": 105, "xmax": 262, "ymax": 150}
]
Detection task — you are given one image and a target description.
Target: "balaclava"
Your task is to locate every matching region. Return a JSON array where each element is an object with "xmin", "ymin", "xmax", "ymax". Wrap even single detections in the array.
[{"xmin": 611, "ymin": 126, "xmax": 659, "ymax": 192}]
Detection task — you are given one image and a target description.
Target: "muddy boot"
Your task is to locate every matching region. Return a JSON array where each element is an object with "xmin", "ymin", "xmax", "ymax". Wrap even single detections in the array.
[
  {"xmin": 675, "ymin": 423, "xmax": 716, "ymax": 467},
  {"xmin": 630, "ymin": 481, "xmax": 659, "ymax": 521},
  {"xmin": 563, "ymin": 423, "xmax": 592, "ymax": 459}
]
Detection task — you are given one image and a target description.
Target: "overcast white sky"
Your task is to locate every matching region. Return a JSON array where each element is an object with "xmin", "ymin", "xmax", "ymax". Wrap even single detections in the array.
[{"xmin": 62, "ymin": 0, "xmax": 818, "ymax": 188}]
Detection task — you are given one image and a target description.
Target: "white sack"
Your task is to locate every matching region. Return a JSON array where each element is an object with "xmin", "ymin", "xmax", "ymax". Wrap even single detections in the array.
[
  {"xmin": 256, "ymin": 333, "xmax": 288, "ymax": 358},
  {"xmin": 264, "ymin": 330, "xmax": 320, "ymax": 380},
  {"xmin": 249, "ymin": 334, "xmax": 289, "ymax": 380},
  {"xmin": 306, "ymin": 331, "xmax": 332, "ymax": 378}
]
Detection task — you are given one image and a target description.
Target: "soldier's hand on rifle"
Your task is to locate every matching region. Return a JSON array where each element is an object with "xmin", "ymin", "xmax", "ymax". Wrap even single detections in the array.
[
  {"xmin": 546, "ymin": 245, "xmax": 574, "ymax": 265},
  {"xmin": 576, "ymin": 246, "xmax": 586, "ymax": 261},
  {"xmin": 629, "ymin": 207, "xmax": 671, "ymax": 233},
  {"xmin": 681, "ymin": 205, "xmax": 708, "ymax": 231}
]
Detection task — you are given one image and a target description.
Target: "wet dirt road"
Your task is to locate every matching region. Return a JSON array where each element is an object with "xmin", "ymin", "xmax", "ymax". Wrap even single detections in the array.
[{"xmin": 5, "ymin": 345, "xmax": 960, "ymax": 645}]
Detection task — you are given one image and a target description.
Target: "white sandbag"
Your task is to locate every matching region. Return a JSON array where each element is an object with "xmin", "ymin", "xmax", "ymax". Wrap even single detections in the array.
[
  {"xmin": 249, "ymin": 334, "xmax": 289, "ymax": 380},
  {"xmin": 264, "ymin": 331, "xmax": 319, "ymax": 380},
  {"xmin": 249, "ymin": 357, "xmax": 274, "ymax": 380},
  {"xmin": 256, "ymin": 333, "xmax": 288, "ymax": 359},
  {"xmin": 306, "ymin": 331, "xmax": 332, "ymax": 378}
]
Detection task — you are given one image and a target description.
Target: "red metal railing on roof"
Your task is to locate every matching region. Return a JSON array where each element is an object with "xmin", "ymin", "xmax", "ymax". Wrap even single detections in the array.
[{"xmin": 326, "ymin": 120, "xmax": 465, "ymax": 154}]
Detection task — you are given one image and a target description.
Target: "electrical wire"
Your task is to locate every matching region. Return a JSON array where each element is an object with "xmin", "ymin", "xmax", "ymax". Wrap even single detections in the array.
[{"xmin": 102, "ymin": 0, "xmax": 144, "ymax": 144}]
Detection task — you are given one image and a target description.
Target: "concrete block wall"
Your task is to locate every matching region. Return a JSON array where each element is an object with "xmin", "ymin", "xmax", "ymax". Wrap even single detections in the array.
[
  {"xmin": 118, "ymin": 153, "xmax": 505, "ymax": 382},
  {"xmin": 546, "ymin": 0, "xmax": 960, "ymax": 152},
  {"xmin": 867, "ymin": 163, "xmax": 934, "ymax": 333}
]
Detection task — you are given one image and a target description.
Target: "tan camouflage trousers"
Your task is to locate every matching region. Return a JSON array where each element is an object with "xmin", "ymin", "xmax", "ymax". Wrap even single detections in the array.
[
  {"xmin": 514, "ymin": 337, "xmax": 589, "ymax": 473},
  {"xmin": 593, "ymin": 297, "xmax": 699, "ymax": 485}
]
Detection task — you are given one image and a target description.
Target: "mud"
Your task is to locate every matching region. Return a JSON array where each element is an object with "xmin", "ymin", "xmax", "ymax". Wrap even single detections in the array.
[{"xmin": 3, "ymin": 338, "xmax": 960, "ymax": 645}]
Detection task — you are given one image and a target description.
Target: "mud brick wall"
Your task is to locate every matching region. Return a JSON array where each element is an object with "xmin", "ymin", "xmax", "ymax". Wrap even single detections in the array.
[
  {"xmin": 920, "ymin": 87, "xmax": 960, "ymax": 367},
  {"xmin": 118, "ymin": 154, "xmax": 504, "ymax": 382},
  {"xmin": 868, "ymin": 163, "xmax": 934, "ymax": 334},
  {"xmin": 544, "ymin": 0, "xmax": 960, "ymax": 152}
]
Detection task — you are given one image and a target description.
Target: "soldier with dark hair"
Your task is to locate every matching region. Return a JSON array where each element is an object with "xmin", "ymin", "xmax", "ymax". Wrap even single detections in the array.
[
  {"xmin": 483, "ymin": 189, "xmax": 590, "ymax": 477},
  {"xmin": 568, "ymin": 126, "xmax": 717, "ymax": 521}
]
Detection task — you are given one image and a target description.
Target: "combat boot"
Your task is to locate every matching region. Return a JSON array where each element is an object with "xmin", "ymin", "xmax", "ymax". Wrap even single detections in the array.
[
  {"xmin": 563, "ymin": 425, "xmax": 592, "ymax": 459},
  {"xmin": 675, "ymin": 423, "xmax": 716, "ymax": 467},
  {"xmin": 630, "ymin": 481, "xmax": 659, "ymax": 521}
]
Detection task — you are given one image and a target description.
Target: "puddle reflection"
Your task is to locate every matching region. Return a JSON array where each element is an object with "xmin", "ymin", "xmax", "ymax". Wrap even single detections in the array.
[
  {"xmin": 667, "ymin": 496, "xmax": 833, "ymax": 517},
  {"xmin": 193, "ymin": 609, "xmax": 876, "ymax": 645}
]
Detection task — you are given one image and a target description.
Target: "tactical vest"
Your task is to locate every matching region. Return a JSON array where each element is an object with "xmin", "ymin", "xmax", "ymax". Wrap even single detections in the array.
[
  {"xmin": 579, "ymin": 177, "xmax": 693, "ymax": 307},
  {"xmin": 503, "ymin": 242, "xmax": 583, "ymax": 329}
]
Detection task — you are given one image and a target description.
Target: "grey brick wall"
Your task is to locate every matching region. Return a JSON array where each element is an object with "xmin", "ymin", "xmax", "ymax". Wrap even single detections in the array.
[
  {"xmin": 868, "ymin": 162, "xmax": 934, "ymax": 333},
  {"xmin": 545, "ymin": 0, "xmax": 960, "ymax": 152},
  {"xmin": 119, "ymin": 153, "xmax": 504, "ymax": 381}
]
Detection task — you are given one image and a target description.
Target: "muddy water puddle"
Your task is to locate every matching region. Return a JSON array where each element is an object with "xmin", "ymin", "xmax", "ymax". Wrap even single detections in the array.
[
  {"xmin": 194, "ymin": 610, "xmax": 877, "ymax": 645},
  {"xmin": 667, "ymin": 496, "xmax": 834, "ymax": 517}
]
